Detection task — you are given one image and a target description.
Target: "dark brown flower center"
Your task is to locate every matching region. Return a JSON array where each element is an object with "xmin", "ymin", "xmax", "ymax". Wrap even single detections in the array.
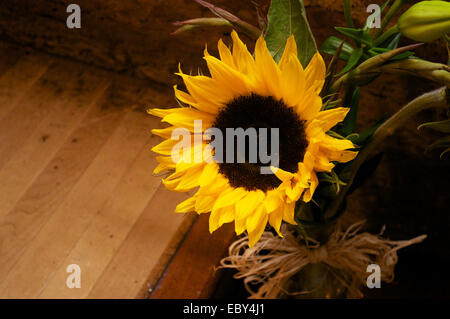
[{"xmin": 212, "ymin": 94, "xmax": 307, "ymax": 192}]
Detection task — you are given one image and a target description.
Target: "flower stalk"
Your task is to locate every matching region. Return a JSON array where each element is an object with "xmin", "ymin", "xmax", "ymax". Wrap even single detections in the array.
[
  {"xmin": 172, "ymin": 18, "xmax": 232, "ymax": 35},
  {"xmin": 329, "ymin": 43, "xmax": 423, "ymax": 91},
  {"xmin": 376, "ymin": 59, "xmax": 450, "ymax": 87},
  {"xmin": 193, "ymin": 0, "xmax": 261, "ymax": 40}
]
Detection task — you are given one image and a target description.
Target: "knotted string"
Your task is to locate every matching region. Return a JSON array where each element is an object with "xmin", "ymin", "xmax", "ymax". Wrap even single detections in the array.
[{"xmin": 219, "ymin": 221, "xmax": 426, "ymax": 299}]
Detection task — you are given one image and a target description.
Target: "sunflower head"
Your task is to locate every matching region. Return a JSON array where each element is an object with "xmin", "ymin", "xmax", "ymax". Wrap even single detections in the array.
[{"xmin": 149, "ymin": 31, "xmax": 357, "ymax": 247}]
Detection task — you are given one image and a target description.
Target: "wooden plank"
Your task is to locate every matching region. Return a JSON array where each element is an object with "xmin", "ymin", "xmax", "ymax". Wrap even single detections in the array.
[
  {"xmin": 88, "ymin": 186, "xmax": 193, "ymax": 299},
  {"xmin": 0, "ymin": 65, "xmax": 110, "ymax": 216},
  {"xmin": 0, "ymin": 87, "xmax": 126, "ymax": 295},
  {"xmin": 0, "ymin": 58, "xmax": 76, "ymax": 172},
  {"xmin": 0, "ymin": 109, "xmax": 153, "ymax": 298},
  {"xmin": 150, "ymin": 213, "xmax": 237, "ymax": 299},
  {"xmin": 0, "ymin": 51, "xmax": 51, "ymax": 121},
  {"xmin": 38, "ymin": 114, "xmax": 164, "ymax": 298}
]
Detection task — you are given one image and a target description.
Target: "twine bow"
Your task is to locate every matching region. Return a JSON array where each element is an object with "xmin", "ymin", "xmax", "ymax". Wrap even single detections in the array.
[{"xmin": 220, "ymin": 221, "xmax": 426, "ymax": 298}]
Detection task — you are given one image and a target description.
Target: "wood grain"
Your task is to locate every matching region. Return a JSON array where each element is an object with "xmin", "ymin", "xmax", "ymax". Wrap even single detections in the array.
[
  {"xmin": 0, "ymin": 0, "xmax": 261, "ymax": 84},
  {"xmin": 0, "ymin": 45, "xmax": 193, "ymax": 298},
  {"xmin": 88, "ymin": 187, "xmax": 194, "ymax": 299},
  {"xmin": 0, "ymin": 63, "xmax": 110, "ymax": 216},
  {"xmin": 150, "ymin": 214, "xmax": 237, "ymax": 299}
]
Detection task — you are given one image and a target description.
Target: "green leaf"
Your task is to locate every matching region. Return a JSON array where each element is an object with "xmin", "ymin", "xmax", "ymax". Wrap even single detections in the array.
[
  {"xmin": 343, "ymin": 0, "xmax": 355, "ymax": 28},
  {"xmin": 335, "ymin": 27, "xmax": 373, "ymax": 46},
  {"xmin": 323, "ymin": 98, "xmax": 342, "ymax": 110},
  {"xmin": 384, "ymin": 32, "xmax": 401, "ymax": 50},
  {"xmin": 380, "ymin": 0, "xmax": 392, "ymax": 12},
  {"xmin": 319, "ymin": 36, "xmax": 354, "ymax": 61},
  {"xmin": 335, "ymin": 47, "xmax": 363, "ymax": 76},
  {"xmin": 418, "ymin": 119, "xmax": 450, "ymax": 133},
  {"xmin": 264, "ymin": 0, "xmax": 317, "ymax": 67},
  {"xmin": 340, "ymin": 86, "xmax": 361, "ymax": 135}
]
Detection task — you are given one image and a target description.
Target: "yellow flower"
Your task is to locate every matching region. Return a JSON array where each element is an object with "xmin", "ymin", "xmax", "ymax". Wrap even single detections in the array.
[{"xmin": 149, "ymin": 31, "xmax": 357, "ymax": 247}]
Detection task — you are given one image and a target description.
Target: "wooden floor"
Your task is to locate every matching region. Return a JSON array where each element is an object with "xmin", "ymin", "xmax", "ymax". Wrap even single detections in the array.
[{"xmin": 0, "ymin": 42, "xmax": 194, "ymax": 298}]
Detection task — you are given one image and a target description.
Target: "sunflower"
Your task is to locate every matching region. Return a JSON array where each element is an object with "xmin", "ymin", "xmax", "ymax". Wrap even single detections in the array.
[{"xmin": 149, "ymin": 31, "xmax": 358, "ymax": 247}]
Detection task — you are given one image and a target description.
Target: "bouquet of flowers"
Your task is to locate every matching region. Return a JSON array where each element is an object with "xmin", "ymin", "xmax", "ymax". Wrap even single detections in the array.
[{"xmin": 149, "ymin": 0, "xmax": 449, "ymax": 298}]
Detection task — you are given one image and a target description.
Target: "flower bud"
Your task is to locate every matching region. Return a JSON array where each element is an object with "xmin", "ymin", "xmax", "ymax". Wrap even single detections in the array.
[{"xmin": 398, "ymin": 1, "xmax": 450, "ymax": 42}]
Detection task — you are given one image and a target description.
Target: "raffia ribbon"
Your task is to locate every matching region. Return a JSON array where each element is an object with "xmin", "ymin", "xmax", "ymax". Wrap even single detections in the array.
[{"xmin": 220, "ymin": 221, "xmax": 426, "ymax": 299}]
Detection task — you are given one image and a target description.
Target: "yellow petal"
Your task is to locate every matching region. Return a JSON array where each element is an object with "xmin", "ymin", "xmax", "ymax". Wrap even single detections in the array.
[
  {"xmin": 303, "ymin": 171, "xmax": 318, "ymax": 202},
  {"xmin": 278, "ymin": 34, "xmax": 298, "ymax": 69},
  {"xmin": 263, "ymin": 190, "xmax": 282, "ymax": 214},
  {"xmin": 322, "ymin": 149, "xmax": 358, "ymax": 163},
  {"xmin": 231, "ymin": 30, "xmax": 256, "ymax": 76},
  {"xmin": 235, "ymin": 190, "xmax": 265, "ymax": 221},
  {"xmin": 246, "ymin": 205, "xmax": 266, "ymax": 234},
  {"xmin": 218, "ymin": 38, "xmax": 236, "ymax": 69},
  {"xmin": 151, "ymin": 139, "xmax": 178, "ymax": 156},
  {"xmin": 320, "ymin": 135, "xmax": 356, "ymax": 151},
  {"xmin": 248, "ymin": 214, "xmax": 268, "ymax": 247},
  {"xmin": 152, "ymin": 126, "xmax": 176, "ymax": 139},
  {"xmin": 174, "ymin": 85, "xmax": 198, "ymax": 107},
  {"xmin": 198, "ymin": 163, "xmax": 219, "ymax": 187},
  {"xmin": 273, "ymin": 166, "xmax": 294, "ymax": 182},
  {"xmin": 176, "ymin": 69, "xmax": 225, "ymax": 114},
  {"xmin": 282, "ymin": 202, "xmax": 297, "ymax": 225},
  {"xmin": 175, "ymin": 196, "xmax": 196, "ymax": 213},
  {"xmin": 194, "ymin": 194, "xmax": 217, "ymax": 214},
  {"xmin": 313, "ymin": 107, "xmax": 350, "ymax": 132},
  {"xmin": 218, "ymin": 207, "xmax": 236, "ymax": 228},
  {"xmin": 153, "ymin": 156, "xmax": 176, "ymax": 174},
  {"xmin": 162, "ymin": 108, "xmax": 215, "ymax": 131},
  {"xmin": 286, "ymin": 183, "xmax": 304, "ymax": 202},
  {"xmin": 204, "ymin": 55, "xmax": 250, "ymax": 97},
  {"xmin": 212, "ymin": 187, "xmax": 248, "ymax": 211},
  {"xmin": 280, "ymin": 53, "xmax": 306, "ymax": 107},
  {"xmin": 209, "ymin": 207, "xmax": 222, "ymax": 233},
  {"xmin": 174, "ymin": 165, "xmax": 204, "ymax": 191},
  {"xmin": 147, "ymin": 108, "xmax": 173, "ymax": 118},
  {"xmin": 235, "ymin": 216, "xmax": 247, "ymax": 235},
  {"xmin": 162, "ymin": 176, "xmax": 181, "ymax": 191},
  {"xmin": 269, "ymin": 208, "xmax": 284, "ymax": 237},
  {"xmin": 254, "ymin": 36, "xmax": 281, "ymax": 98},
  {"xmin": 298, "ymin": 92, "xmax": 322, "ymax": 121},
  {"xmin": 305, "ymin": 52, "xmax": 326, "ymax": 94}
]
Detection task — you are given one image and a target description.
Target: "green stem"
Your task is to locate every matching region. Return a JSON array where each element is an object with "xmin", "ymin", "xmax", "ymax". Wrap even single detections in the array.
[
  {"xmin": 324, "ymin": 87, "xmax": 448, "ymax": 220},
  {"xmin": 373, "ymin": 0, "xmax": 405, "ymax": 38},
  {"xmin": 343, "ymin": 0, "xmax": 355, "ymax": 28},
  {"xmin": 373, "ymin": 24, "xmax": 399, "ymax": 47}
]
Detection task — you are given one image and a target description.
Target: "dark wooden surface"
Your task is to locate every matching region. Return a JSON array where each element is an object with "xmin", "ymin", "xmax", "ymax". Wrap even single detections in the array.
[{"xmin": 150, "ymin": 214, "xmax": 237, "ymax": 299}]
